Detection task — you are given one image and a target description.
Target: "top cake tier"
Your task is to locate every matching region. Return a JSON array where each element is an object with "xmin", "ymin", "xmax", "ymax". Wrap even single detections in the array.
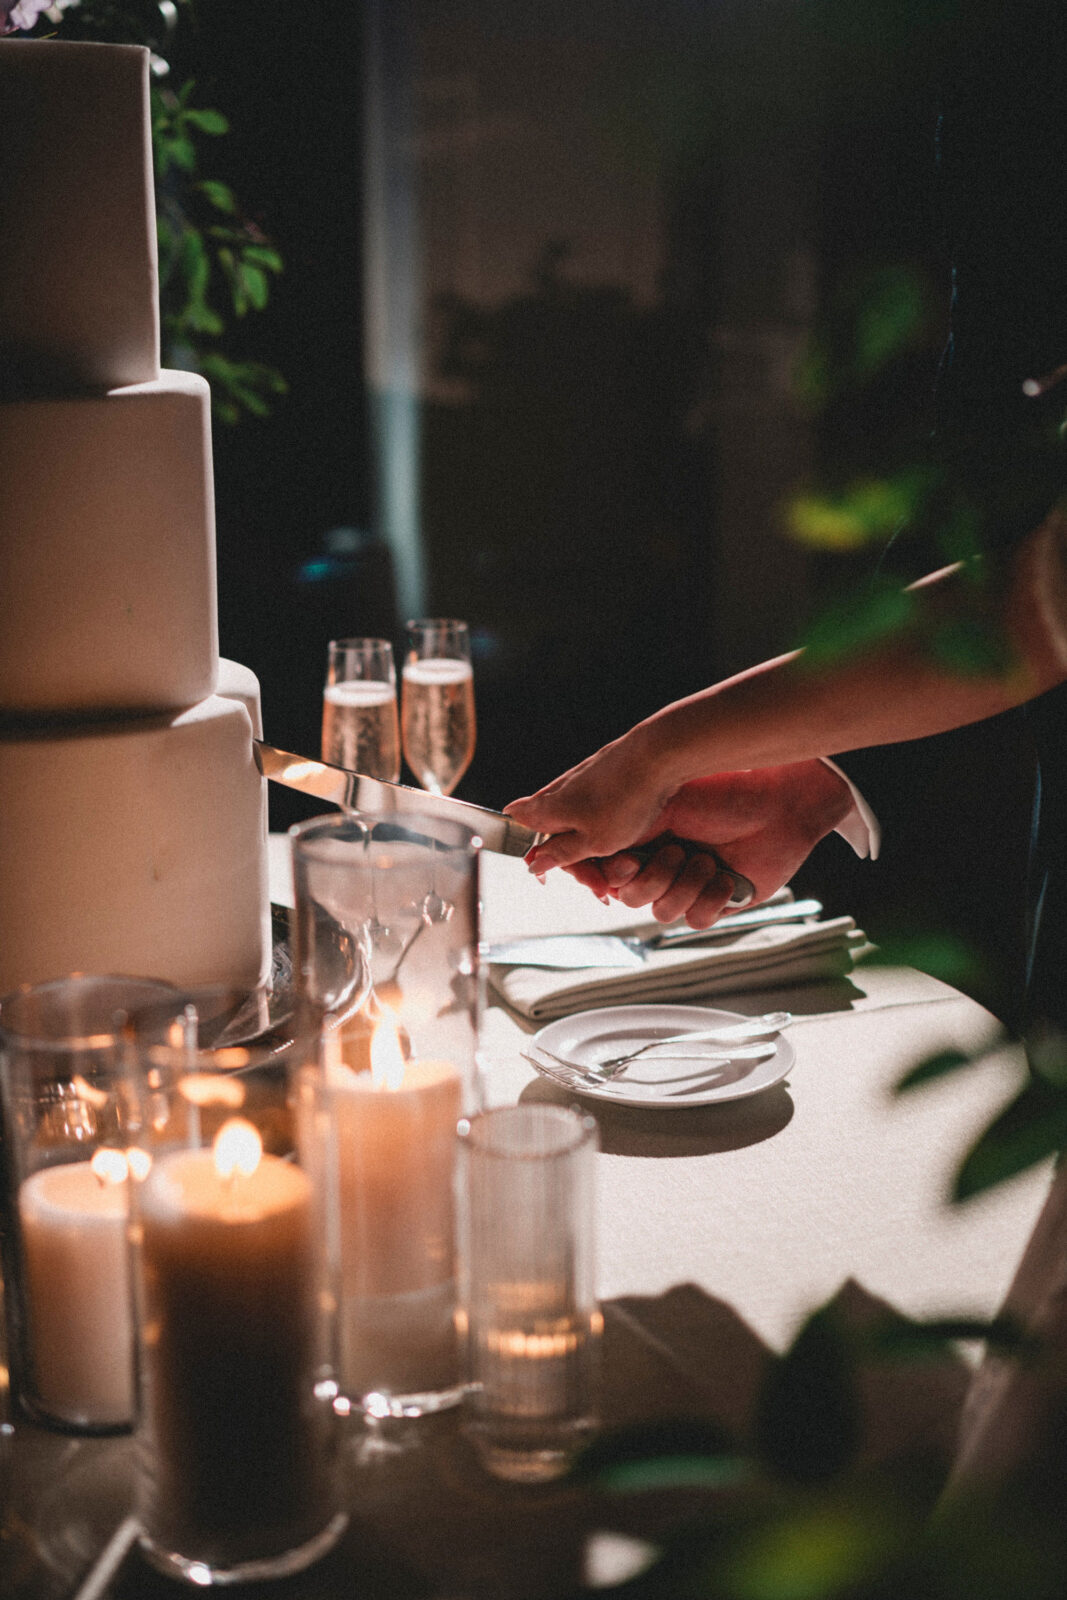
[{"xmin": 0, "ymin": 39, "xmax": 160, "ymax": 392}]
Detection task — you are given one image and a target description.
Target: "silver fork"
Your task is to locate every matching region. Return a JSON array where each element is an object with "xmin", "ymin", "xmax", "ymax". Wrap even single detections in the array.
[
  {"xmin": 532, "ymin": 1010, "xmax": 791, "ymax": 1082},
  {"xmin": 521, "ymin": 1051, "xmax": 604, "ymax": 1091},
  {"xmin": 521, "ymin": 1039, "xmax": 776, "ymax": 1092}
]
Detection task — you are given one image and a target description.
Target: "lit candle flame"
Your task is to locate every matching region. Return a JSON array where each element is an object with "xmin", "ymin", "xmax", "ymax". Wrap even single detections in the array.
[
  {"xmin": 90, "ymin": 1147, "xmax": 130, "ymax": 1187},
  {"xmin": 370, "ymin": 1008, "xmax": 408, "ymax": 1092},
  {"xmin": 213, "ymin": 1117, "xmax": 262, "ymax": 1180},
  {"xmin": 126, "ymin": 1147, "xmax": 152, "ymax": 1182}
]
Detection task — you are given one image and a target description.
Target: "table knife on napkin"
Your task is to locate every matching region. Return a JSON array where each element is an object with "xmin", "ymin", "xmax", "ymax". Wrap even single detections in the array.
[
  {"xmin": 254, "ymin": 740, "xmax": 755, "ymax": 900},
  {"xmin": 486, "ymin": 897, "xmax": 824, "ymax": 968}
]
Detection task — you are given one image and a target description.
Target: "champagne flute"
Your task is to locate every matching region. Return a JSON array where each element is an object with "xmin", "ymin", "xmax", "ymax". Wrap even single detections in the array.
[
  {"xmin": 401, "ymin": 619, "xmax": 476, "ymax": 796},
  {"xmin": 321, "ymin": 637, "xmax": 401, "ymax": 781}
]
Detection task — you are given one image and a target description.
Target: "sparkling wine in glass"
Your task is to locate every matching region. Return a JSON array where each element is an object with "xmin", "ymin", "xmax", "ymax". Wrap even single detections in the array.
[
  {"xmin": 401, "ymin": 619, "xmax": 476, "ymax": 796},
  {"xmin": 321, "ymin": 637, "xmax": 401, "ymax": 781}
]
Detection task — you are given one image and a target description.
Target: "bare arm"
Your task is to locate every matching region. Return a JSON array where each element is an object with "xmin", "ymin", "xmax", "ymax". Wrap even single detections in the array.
[{"xmin": 505, "ymin": 506, "xmax": 1067, "ymax": 871}]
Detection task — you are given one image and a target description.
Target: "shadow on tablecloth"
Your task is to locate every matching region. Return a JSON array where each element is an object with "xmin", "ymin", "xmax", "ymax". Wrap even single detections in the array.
[{"xmin": 518, "ymin": 1073, "xmax": 795, "ymax": 1157}]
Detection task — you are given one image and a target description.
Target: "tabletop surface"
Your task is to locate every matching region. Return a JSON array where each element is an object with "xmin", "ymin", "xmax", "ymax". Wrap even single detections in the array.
[{"xmin": 1, "ymin": 845, "xmax": 1052, "ymax": 1600}]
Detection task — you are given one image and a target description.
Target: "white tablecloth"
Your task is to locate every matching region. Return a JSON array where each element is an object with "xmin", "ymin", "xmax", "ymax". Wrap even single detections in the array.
[{"xmin": 271, "ymin": 833, "xmax": 1049, "ymax": 1360}]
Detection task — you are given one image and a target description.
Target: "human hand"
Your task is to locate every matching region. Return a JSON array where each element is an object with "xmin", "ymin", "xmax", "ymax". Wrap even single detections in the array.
[
  {"xmin": 504, "ymin": 725, "xmax": 677, "ymax": 871},
  {"xmin": 563, "ymin": 762, "xmax": 854, "ymax": 927}
]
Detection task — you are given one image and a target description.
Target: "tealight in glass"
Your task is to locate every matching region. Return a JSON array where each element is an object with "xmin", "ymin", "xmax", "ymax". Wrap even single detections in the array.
[
  {"xmin": 0, "ymin": 974, "xmax": 184, "ymax": 1434},
  {"xmin": 127, "ymin": 1027, "xmax": 345, "ymax": 1585},
  {"xmin": 457, "ymin": 1103, "xmax": 601, "ymax": 1482},
  {"xmin": 290, "ymin": 810, "xmax": 483, "ymax": 1418}
]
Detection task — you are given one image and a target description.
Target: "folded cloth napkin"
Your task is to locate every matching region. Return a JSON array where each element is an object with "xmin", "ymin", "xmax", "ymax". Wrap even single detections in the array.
[{"xmin": 489, "ymin": 913, "xmax": 870, "ymax": 1022}]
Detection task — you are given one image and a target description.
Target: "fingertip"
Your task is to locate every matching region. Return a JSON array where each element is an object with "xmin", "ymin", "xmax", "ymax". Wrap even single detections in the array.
[{"xmin": 601, "ymin": 855, "xmax": 641, "ymax": 888}]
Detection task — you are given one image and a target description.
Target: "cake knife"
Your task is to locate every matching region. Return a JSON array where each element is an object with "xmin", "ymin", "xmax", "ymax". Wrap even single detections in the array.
[
  {"xmin": 253, "ymin": 739, "xmax": 755, "ymax": 902},
  {"xmin": 254, "ymin": 740, "xmax": 539, "ymax": 858}
]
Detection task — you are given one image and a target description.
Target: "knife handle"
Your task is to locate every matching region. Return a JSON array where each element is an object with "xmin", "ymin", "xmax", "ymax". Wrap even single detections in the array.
[{"xmin": 600, "ymin": 834, "xmax": 754, "ymax": 909}]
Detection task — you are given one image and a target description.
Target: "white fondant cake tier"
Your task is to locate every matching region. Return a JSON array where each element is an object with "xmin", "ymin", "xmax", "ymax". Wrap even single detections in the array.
[
  {"xmin": 0, "ymin": 693, "xmax": 271, "ymax": 995},
  {"xmin": 217, "ymin": 657, "xmax": 265, "ymax": 739},
  {"xmin": 0, "ymin": 40, "xmax": 159, "ymax": 393},
  {"xmin": 0, "ymin": 372, "xmax": 219, "ymax": 714}
]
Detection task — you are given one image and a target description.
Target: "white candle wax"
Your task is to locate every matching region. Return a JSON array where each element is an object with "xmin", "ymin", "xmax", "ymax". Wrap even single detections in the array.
[
  {"xmin": 19, "ymin": 1161, "xmax": 134, "ymax": 1427},
  {"xmin": 137, "ymin": 1140, "xmax": 329, "ymax": 1569},
  {"xmin": 328, "ymin": 1053, "xmax": 462, "ymax": 1398}
]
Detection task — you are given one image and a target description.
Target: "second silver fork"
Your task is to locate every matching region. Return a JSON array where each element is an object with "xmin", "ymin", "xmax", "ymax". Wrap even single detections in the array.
[{"xmin": 533, "ymin": 1010, "xmax": 790, "ymax": 1083}]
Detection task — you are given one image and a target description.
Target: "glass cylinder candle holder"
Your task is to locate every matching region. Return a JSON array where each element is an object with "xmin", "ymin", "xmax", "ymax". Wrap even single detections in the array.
[
  {"xmin": 128, "ymin": 1027, "xmax": 345, "ymax": 1585},
  {"xmin": 0, "ymin": 974, "xmax": 185, "ymax": 1434},
  {"xmin": 457, "ymin": 1103, "xmax": 601, "ymax": 1483},
  {"xmin": 290, "ymin": 810, "xmax": 483, "ymax": 1418}
]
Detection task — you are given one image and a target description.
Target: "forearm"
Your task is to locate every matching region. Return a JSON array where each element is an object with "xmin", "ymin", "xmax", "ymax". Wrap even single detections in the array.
[
  {"xmin": 637, "ymin": 516, "xmax": 1067, "ymax": 786},
  {"xmin": 506, "ymin": 506, "xmax": 1067, "ymax": 867}
]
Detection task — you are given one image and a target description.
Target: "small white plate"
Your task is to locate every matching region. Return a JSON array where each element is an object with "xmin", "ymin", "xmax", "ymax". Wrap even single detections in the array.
[{"xmin": 530, "ymin": 1004, "xmax": 795, "ymax": 1108}]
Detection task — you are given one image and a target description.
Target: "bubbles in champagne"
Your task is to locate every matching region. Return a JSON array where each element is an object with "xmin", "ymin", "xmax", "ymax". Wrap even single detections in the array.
[
  {"xmin": 322, "ymin": 681, "xmax": 400, "ymax": 781},
  {"xmin": 401, "ymin": 659, "xmax": 476, "ymax": 796}
]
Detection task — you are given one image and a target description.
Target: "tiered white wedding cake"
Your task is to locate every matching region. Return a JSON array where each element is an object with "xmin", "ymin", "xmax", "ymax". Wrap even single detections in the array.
[{"xmin": 0, "ymin": 39, "xmax": 272, "ymax": 994}]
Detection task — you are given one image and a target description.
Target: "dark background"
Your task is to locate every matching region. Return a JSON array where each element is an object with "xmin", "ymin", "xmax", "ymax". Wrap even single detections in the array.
[{"xmin": 176, "ymin": 0, "xmax": 1033, "ymax": 1027}]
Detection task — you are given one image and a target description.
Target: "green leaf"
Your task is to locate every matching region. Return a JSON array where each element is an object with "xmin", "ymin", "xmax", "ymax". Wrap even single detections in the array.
[
  {"xmin": 242, "ymin": 245, "xmax": 284, "ymax": 273},
  {"xmin": 867, "ymin": 1313, "xmax": 1031, "ymax": 1363},
  {"xmin": 198, "ymin": 179, "xmax": 236, "ymax": 214},
  {"xmin": 723, "ymin": 1496, "xmax": 903, "ymax": 1600},
  {"xmin": 596, "ymin": 1455, "xmax": 752, "ymax": 1494},
  {"xmin": 183, "ymin": 303, "xmax": 224, "ymax": 336},
  {"xmin": 756, "ymin": 1308, "xmax": 860, "ymax": 1484},
  {"xmin": 184, "ymin": 107, "xmax": 229, "ymax": 136},
  {"xmin": 195, "ymin": 355, "xmax": 289, "ymax": 423},
  {"xmin": 212, "ymin": 395, "xmax": 241, "ymax": 425},
  {"xmin": 928, "ymin": 615, "xmax": 1013, "ymax": 676},
  {"xmin": 571, "ymin": 1416, "xmax": 740, "ymax": 1486},
  {"xmin": 895, "ymin": 1048, "xmax": 975, "ymax": 1093},
  {"xmin": 852, "ymin": 265, "xmax": 927, "ymax": 379},
  {"xmin": 237, "ymin": 261, "xmax": 269, "ymax": 312},
  {"xmin": 785, "ymin": 470, "xmax": 932, "ymax": 553},
  {"xmin": 785, "ymin": 491, "xmax": 874, "ymax": 552},
  {"xmin": 859, "ymin": 931, "xmax": 985, "ymax": 990},
  {"xmin": 799, "ymin": 582, "xmax": 916, "ymax": 665},
  {"xmin": 179, "ymin": 229, "xmax": 211, "ymax": 302},
  {"xmin": 168, "ymin": 135, "xmax": 197, "ymax": 173},
  {"xmin": 954, "ymin": 1075, "xmax": 1067, "ymax": 1201}
]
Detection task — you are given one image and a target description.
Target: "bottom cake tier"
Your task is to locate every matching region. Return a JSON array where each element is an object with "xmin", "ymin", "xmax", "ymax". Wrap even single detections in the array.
[{"xmin": 0, "ymin": 678, "xmax": 271, "ymax": 994}]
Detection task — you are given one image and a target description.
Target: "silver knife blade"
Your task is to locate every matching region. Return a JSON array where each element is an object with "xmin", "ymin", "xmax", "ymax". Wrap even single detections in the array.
[
  {"xmin": 253, "ymin": 740, "xmax": 755, "ymax": 901},
  {"xmin": 253, "ymin": 741, "xmax": 542, "ymax": 858},
  {"xmin": 486, "ymin": 898, "xmax": 824, "ymax": 967}
]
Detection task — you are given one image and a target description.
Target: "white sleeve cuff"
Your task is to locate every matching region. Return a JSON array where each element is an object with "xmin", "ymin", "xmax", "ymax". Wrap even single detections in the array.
[{"xmin": 819, "ymin": 758, "xmax": 881, "ymax": 861}]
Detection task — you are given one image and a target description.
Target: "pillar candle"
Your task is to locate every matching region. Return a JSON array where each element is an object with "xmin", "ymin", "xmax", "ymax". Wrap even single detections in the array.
[
  {"xmin": 18, "ymin": 1156, "xmax": 133, "ymax": 1427},
  {"xmin": 136, "ymin": 1122, "xmax": 329, "ymax": 1570},
  {"xmin": 327, "ymin": 1012, "xmax": 462, "ymax": 1399}
]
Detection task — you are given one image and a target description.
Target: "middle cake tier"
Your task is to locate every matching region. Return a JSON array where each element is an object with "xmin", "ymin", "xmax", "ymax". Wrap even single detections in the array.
[
  {"xmin": 0, "ymin": 370, "xmax": 219, "ymax": 715},
  {"xmin": 0, "ymin": 685, "xmax": 272, "ymax": 995}
]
